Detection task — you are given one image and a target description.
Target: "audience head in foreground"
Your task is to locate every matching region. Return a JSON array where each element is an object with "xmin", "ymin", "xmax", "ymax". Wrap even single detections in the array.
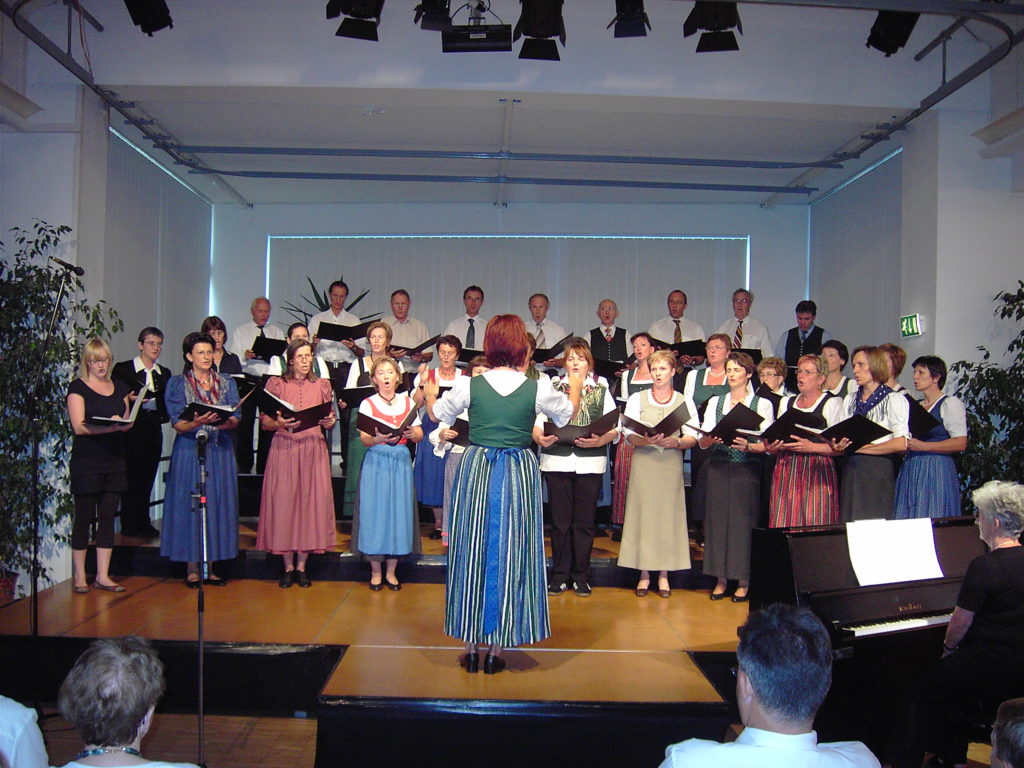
[
  {"xmin": 993, "ymin": 698, "xmax": 1024, "ymax": 768},
  {"xmin": 57, "ymin": 636, "xmax": 196, "ymax": 767},
  {"xmin": 659, "ymin": 604, "xmax": 880, "ymax": 768}
]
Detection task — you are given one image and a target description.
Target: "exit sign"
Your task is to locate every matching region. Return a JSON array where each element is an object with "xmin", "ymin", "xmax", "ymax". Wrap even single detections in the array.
[{"xmin": 900, "ymin": 313, "xmax": 925, "ymax": 338}]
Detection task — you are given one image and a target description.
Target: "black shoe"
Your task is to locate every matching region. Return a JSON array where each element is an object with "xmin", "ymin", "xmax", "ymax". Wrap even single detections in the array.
[
  {"xmin": 369, "ymin": 580, "xmax": 383, "ymax": 591},
  {"xmin": 296, "ymin": 571, "xmax": 312, "ymax": 588},
  {"xmin": 611, "ymin": 528, "xmax": 622, "ymax": 542},
  {"xmin": 483, "ymin": 655, "xmax": 506, "ymax": 675},
  {"xmin": 573, "ymin": 581, "xmax": 592, "ymax": 597},
  {"xmin": 731, "ymin": 593, "xmax": 749, "ymax": 603},
  {"xmin": 385, "ymin": 578, "xmax": 401, "ymax": 591},
  {"xmin": 460, "ymin": 652, "xmax": 479, "ymax": 673},
  {"xmin": 279, "ymin": 571, "xmax": 294, "ymax": 589},
  {"xmin": 186, "ymin": 577, "xmax": 201, "ymax": 589},
  {"xmin": 428, "ymin": 529, "xmax": 443, "ymax": 540},
  {"xmin": 548, "ymin": 581, "xmax": 568, "ymax": 595},
  {"xmin": 709, "ymin": 590, "xmax": 729, "ymax": 601},
  {"xmin": 139, "ymin": 523, "xmax": 160, "ymax": 539},
  {"xmin": 204, "ymin": 576, "xmax": 228, "ymax": 587}
]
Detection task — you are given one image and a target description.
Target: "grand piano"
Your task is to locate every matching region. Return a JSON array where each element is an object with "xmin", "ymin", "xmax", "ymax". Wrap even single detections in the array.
[{"xmin": 748, "ymin": 517, "xmax": 985, "ymax": 754}]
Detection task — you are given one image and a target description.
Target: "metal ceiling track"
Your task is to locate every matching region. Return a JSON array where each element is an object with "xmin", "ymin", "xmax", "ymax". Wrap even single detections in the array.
[{"xmin": 1, "ymin": 0, "xmax": 252, "ymax": 207}]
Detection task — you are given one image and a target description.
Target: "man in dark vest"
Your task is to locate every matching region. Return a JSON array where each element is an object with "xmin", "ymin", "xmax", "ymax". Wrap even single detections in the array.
[
  {"xmin": 774, "ymin": 300, "xmax": 831, "ymax": 391},
  {"xmin": 589, "ymin": 298, "xmax": 630, "ymax": 363}
]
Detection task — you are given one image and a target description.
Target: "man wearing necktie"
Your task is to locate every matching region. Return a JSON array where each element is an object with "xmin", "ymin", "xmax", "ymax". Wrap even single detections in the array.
[
  {"xmin": 648, "ymin": 290, "xmax": 706, "ymax": 367},
  {"xmin": 715, "ymin": 288, "xmax": 774, "ymax": 363},
  {"xmin": 589, "ymin": 299, "xmax": 630, "ymax": 363},
  {"xmin": 775, "ymin": 299, "xmax": 831, "ymax": 391},
  {"xmin": 527, "ymin": 293, "xmax": 568, "ymax": 369},
  {"xmin": 444, "ymin": 285, "xmax": 488, "ymax": 352}
]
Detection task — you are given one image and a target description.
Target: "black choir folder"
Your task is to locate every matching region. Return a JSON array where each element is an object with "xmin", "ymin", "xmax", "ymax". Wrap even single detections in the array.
[
  {"xmin": 620, "ymin": 401, "xmax": 691, "ymax": 439},
  {"xmin": 693, "ymin": 402, "xmax": 764, "ymax": 444},
  {"xmin": 905, "ymin": 394, "xmax": 941, "ymax": 438},
  {"xmin": 178, "ymin": 402, "xmax": 238, "ymax": 426},
  {"xmin": 592, "ymin": 358, "xmax": 627, "ymax": 382},
  {"xmin": 88, "ymin": 385, "xmax": 150, "ymax": 424},
  {"xmin": 392, "ymin": 334, "xmax": 441, "ymax": 356},
  {"xmin": 315, "ymin": 320, "xmax": 375, "ymax": 343},
  {"xmin": 357, "ymin": 408, "xmax": 418, "ymax": 439},
  {"xmin": 337, "ymin": 386, "xmax": 374, "ymax": 408},
  {"xmin": 542, "ymin": 409, "xmax": 621, "ymax": 446},
  {"xmin": 457, "ymin": 348, "xmax": 484, "ymax": 366},
  {"xmin": 259, "ymin": 390, "xmax": 335, "ymax": 432},
  {"xmin": 450, "ymin": 418, "xmax": 470, "ymax": 447},
  {"xmin": 754, "ymin": 406, "xmax": 826, "ymax": 444},
  {"xmin": 251, "ymin": 335, "xmax": 287, "ymax": 363},
  {"xmin": 650, "ymin": 338, "xmax": 706, "ymax": 358}
]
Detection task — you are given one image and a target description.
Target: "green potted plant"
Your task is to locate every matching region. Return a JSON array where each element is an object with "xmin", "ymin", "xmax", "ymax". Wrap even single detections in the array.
[
  {"xmin": 950, "ymin": 281, "xmax": 1024, "ymax": 508},
  {"xmin": 0, "ymin": 220, "xmax": 123, "ymax": 602}
]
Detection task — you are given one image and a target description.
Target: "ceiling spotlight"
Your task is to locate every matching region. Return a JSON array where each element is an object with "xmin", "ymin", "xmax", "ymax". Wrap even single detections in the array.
[
  {"xmin": 514, "ymin": 0, "xmax": 566, "ymax": 61},
  {"xmin": 866, "ymin": 11, "xmax": 919, "ymax": 56},
  {"xmin": 327, "ymin": 0, "xmax": 385, "ymax": 41},
  {"xmin": 414, "ymin": 0, "xmax": 452, "ymax": 31},
  {"xmin": 683, "ymin": 1, "xmax": 742, "ymax": 52},
  {"xmin": 123, "ymin": 0, "xmax": 173, "ymax": 36},
  {"xmin": 442, "ymin": 1, "xmax": 512, "ymax": 53},
  {"xmin": 608, "ymin": 0, "xmax": 651, "ymax": 39}
]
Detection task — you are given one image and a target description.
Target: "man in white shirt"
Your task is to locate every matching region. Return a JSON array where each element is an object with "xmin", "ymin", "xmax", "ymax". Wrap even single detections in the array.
[
  {"xmin": 526, "ymin": 293, "xmax": 568, "ymax": 367},
  {"xmin": 589, "ymin": 298, "xmax": 630, "ymax": 363},
  {"xmin": 659, "ymin": 604, "xmax": 880, "ymax": 768},
  {"xmin": 716, "ymin": 288, "xmax": 773, "ymax": 361},
  {"xmin": 0, "ymin": 695, "xmax": 48, "ymax": 768},
  {"xmin": 444, "ymin": 285, "xmax": 488, "ymax": 351},
  {"xmin": 648, "ymin": 290, "xmax": 705, "ymax": 366},
  {"xmin": 382, "ymin": 289, "xmax": 432, "ymax": 372},
  {"xmin": 228, "ymin": 296, "xmax": 286, "ymax": 473}
]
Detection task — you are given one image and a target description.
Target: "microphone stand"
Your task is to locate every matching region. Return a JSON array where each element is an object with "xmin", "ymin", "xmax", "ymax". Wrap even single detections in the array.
[
  {"xmin": 192, "ymin": 430, "xmax": 210, "ymax": 768},
  {"xmin": 26, "ymin": 264, "xmax": 74, "ymax": 705}
]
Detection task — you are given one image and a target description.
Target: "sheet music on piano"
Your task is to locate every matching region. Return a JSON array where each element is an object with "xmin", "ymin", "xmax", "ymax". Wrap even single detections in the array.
[{"xmin": 845, "ymin": 518, "xmax": 945, "ymax": 587}]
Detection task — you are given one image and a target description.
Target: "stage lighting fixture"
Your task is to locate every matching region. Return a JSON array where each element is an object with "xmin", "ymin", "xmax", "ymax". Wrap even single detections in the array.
[
  {"xmin": 442, "ymin": 1, "xmax": 512, "ymax": 53},
  {"xmin": 607, "ymin": 0, "xmax": 651, "ymax": 39},
  {"xmin": 514, "ymin": 0, "xmax": 566, "ymax": 61},
  {"xmin": 328, "ymin": 0, "xmax": 385, "ymax": 41},
  {"xmin": 866, "ymin": 11, "xmax": 919, "ymax": 56},
  {"xmin": 414, "ymin": 0, "xmax": 452, "ymax": 31},
  {"xmin": 123, "ymin": 0, "xmax": 173, "ymax": 36},
  {"xmin": 682, "ymin": 1, "xmax": 742, "ymax": 52}
]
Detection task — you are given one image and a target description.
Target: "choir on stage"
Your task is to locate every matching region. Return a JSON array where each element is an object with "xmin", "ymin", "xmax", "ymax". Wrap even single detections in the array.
[{"xmin": 67, "ymin": 287, "xmax": 975, "ymax": 636}]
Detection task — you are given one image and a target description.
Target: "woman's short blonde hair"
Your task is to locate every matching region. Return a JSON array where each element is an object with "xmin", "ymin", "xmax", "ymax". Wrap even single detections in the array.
[
  {"xmin": 80, "ymin": 338, "xmax": 113, "ymax": 380},
  {"xmin": 561, "ymin": 338, "xmax": 594, "ymax": 369},
  {"xmin": 648, "ymin": 349, "xmax": 676, "ymax": 371},
  {"xmin": 370, "ymin": 356, "xmax": 402, "ymax": 384},
  {"xmin": 757, "ymin": 356, "xmax": 787, "ymax": 378},
  {"xmin": 797, "ymin": 353, "xmax": 828, "ymax": 379}
]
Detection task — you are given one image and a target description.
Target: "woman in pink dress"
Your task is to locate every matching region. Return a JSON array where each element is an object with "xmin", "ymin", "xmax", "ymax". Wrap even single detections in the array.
[{"xmin": 256, "ymin": 339, "xmax": 338, "ymax": 588}]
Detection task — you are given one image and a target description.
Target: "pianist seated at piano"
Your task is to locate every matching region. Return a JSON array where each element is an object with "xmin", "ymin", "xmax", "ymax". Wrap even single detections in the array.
[
  {"xmin": 890, "ymin": 480, "xmax": 1024, "ymax": 768},
  {"xmin": 659, "ymin": 603, "xmax": 881, "ymax": 768}
]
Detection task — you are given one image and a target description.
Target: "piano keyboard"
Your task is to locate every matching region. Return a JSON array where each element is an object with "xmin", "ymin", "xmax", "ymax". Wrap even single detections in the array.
[{"xmin": 845, "ymin": 612, "xmax": 952, "ymax": 638}]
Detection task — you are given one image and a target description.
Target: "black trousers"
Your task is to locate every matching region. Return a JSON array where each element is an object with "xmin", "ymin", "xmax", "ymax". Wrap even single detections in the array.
[
  {"xmin": 121, "ymin": 420, "xmax": 162, "ymax": 531},
  {"xmin": 72, "ymin": 492, "xmax": 119, "ymax": 549},
  {"xmin": 236, "ymin": 395, "xmax": 273, "ymax": 474},
  {"xmin": 545, "ymin": 471, "xmax": 601, "ymax": 585}
]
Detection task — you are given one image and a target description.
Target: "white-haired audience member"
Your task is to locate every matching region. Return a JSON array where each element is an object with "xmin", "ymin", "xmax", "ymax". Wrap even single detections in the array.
[
  {"xmin": 891, "ymin": 480, "xmax": 1024, "ymax": 768},
  {"xmin": 993, "ymin": 698, "xmax": 1024, "ymax": 768},
  {"xmin": 0, "ymin": 694, "xmax": 47, "ymax": 768},
  {"xmin": 56, "ymin": 636, "xmax": 198, "ymax": 768},
  {"xmin": 659, "ymin": 603, "xmax": 880, "ymax": 767}
]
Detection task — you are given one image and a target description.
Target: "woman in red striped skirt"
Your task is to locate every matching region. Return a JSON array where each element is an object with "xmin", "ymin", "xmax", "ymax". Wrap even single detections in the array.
[{"xmin": 768, "ymin": 354, "xmax": 847, "ymax": 527}]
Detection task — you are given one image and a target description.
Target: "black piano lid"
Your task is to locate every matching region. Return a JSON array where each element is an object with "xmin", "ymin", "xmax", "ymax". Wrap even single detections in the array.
[{"xmin": 749, "ymin": 517, "xmax": 985, "ymax": 619}]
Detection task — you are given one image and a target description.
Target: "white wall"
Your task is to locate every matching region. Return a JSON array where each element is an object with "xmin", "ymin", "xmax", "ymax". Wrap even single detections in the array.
[{"xmin": 212, "ymin": 201, "xmax": 809, "ymax": 347}]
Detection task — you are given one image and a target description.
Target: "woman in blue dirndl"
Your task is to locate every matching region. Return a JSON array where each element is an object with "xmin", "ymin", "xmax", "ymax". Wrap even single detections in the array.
[
  {"xmin": 161, "ymin": 332, "xmax": 240, "ymax": 586},
  {"xmin": 894, "ymin": 355, "xmax": 968, "ymax": 518}
]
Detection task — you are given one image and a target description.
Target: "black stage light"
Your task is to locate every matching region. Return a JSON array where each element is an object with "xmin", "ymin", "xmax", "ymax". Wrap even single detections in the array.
[
  {"xmin": 514, "ymin": 0, "xmax": 565, "ymax": 61},
  {"xmin": 414, "ymin": 0, "xmax": 452, "ymax": 31},
  {"xmin": 329, "ymin": 0, "xmax": 385, "ymax": 41},
  {"xmin": 123, "ymin": 0, "xmax": 173, "ymax": 36},
  {"xmin": 866, "ymin": 11, "xmax": 919, "ymax": 56},
  {"xmin": 683, "ymin": 1, "xmax": 742, "ymax": 52},
  {"xmin": 442, "ymin": 1, "xmax": 512, "ymax": 52},
  {"xmin": 607, "ymin": 0, "xmax": 651, "ymax": 39}
]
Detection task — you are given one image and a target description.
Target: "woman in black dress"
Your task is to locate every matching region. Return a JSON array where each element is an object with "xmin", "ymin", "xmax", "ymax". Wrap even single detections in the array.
[
  {"xmin": 891, "ymin": 480, "xmax": 1024, "ymax": 768},
  {"xmin": 201, "ymin": 315, "xmax": 243, "ymax": 375},
  {"xmin": 66, "ymin": 339, "xmax": 133, "ymax": 593}
]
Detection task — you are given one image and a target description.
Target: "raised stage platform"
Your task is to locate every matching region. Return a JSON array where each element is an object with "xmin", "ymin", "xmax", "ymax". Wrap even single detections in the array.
[{"xmin": 0, "ymin": 576, "xmax": 743, "ymax": 768}]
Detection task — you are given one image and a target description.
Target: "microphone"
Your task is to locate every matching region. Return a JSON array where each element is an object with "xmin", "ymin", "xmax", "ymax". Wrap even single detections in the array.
[
  {"xmin": 196, "ymin": 428, "xmax": 210, "ymax": 460},
  {"xmin": 48, "ymin": 255, "xmax": 85, "ymax": 276}
]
